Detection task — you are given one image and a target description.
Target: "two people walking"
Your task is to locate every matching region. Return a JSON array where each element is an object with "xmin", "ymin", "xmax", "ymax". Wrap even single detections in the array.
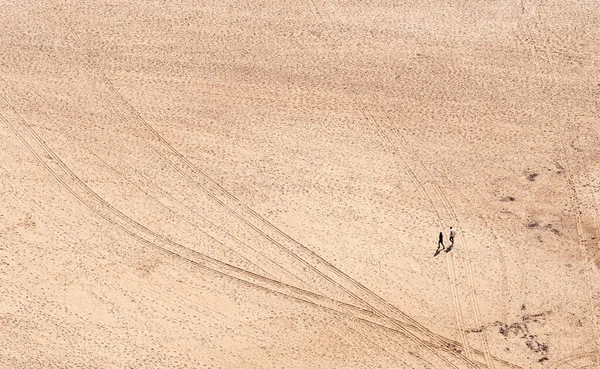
[{"xmin": 435, "ymin": 227, "xmax": 456, "ymax": 256}]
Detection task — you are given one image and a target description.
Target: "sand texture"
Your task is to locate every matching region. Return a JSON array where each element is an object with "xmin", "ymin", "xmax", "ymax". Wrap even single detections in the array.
[{"xmin": 1, "ymin": 0, "xmax": 600, "ymax": 368}]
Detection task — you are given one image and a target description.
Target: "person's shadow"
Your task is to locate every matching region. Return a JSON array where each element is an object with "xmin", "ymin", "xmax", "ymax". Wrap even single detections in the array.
[{"xmin": 434, "ymin": 244, "xmax": 453, "ymax": 256}]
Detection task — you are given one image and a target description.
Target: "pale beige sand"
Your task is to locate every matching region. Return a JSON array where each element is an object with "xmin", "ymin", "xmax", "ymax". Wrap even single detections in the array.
[{"xmin": 1, "ymin": 0, "xmax": 599, "ymax": 368}]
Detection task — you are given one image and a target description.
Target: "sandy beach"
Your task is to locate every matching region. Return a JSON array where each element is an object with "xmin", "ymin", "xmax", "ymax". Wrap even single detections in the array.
[{"xmin": 1, "ymin": 0, "xmax": 599, "ymax": 367}]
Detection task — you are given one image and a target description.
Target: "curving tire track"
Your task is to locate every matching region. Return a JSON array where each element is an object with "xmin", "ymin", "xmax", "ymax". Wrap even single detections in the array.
[
  {"xmin": 39, "ymin": 2, "xmax": 519, "ymax": 367},
  {"xmin": 0, "ymin": 95, "xmax": 393, "ymax": 337},
  {"xmin": 0, "ymin": 166, "xmax": 336, "ymax": 365},
  {"xmin": 341, "ymin": 321, "xmax": 424, "ymax": 369},
  {"xmin": 0, "ymin": 88, "xmax": 476, "ymax": 368},
  {"xmin": 46, "ymin": 5, "xmax": 484, "ymax": 368},
  {"xmin": 46, "ymin": 0, "xmax": 378, "ymax": 310},
  {"xmin": 550, "ymin": 350, "xmax": 600, "ymax": 369},
  {"xmin": 302, "ymin": 0, "xmax": 475, "ymax": 364},
  {"xmin": 21, "ymin": 86, "xmax": 320, "ymax": 295},
  {"xmin": 47, "ymin": 4, "xmax": 470, "ymax": 368},
  {"xmin": 372, "ymin": 51, "xmax": 502, "ymax": 369},
  {"xmin": 302, "ymin": 0, "xmax": 502, "ymax": 367},
  {"xmin": 1, "ymin": 88, "xmax": 488, "ymax": 368},
  {"xmin": 522, "ymin": 7, "xmax": 600, "ymax": 367},
  {"xmin": 567, "ymin": 131, "xmax": 600, "ymax": 368}
]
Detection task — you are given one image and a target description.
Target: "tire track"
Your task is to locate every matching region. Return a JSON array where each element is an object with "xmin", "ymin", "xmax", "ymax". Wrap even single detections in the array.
[
  {"xmin": 551, "ymin": 351, "xmax": 600, "ymax": 369},
  {"xmin": 372, "ymin": 46, "xmax": 501, "ymax": 369},
  {"xmin": 302, "ymin": 0, "xmax": 493, "ymax": 366},
  {"xmin": 46, "ymin": 2, "xmax": 516, "ymax": 367},
  {"xmin": 45, "ymin": 4, "xmax": 479, "ymax": 368},
  {"xmin": 292, "ymin": 3, "xmax": 519, "ymax": 365},
  {"xmin": 22, "ymin": 86, "xmax": 319, "ymax": 295},
  {"xmin": 11, "ymin": 2, "xmax": 452, "ymax": 362},
  {"xmin": 424, "ymin": 161, "xmax": 511, "ymax": 322},
  {"xmin": 568, "ymin": 128, "xmax": 600, "ymax": 368},
  {"xmin": 1, "ymin": 90, "xmax": 480, "ymax": 367},
  {"xmin": 284, "ymin": 0, "xmax": 479, "ymax": 366},
  {"xmin": 44, "ymin": 3, "xmax": 473, "ymax": 367},
  {"xmin": 0, "ymin": 166, "xmax": 320, "ymax": 366},
  {"xmin": 4, "ymin": 76, "xmax": 434, "ymax": 362},
  {"xmin": 1, "ymin": 181, "xmax": 360, "ymax": 369},
  {"xmin": 369, "ymin": 29, "xmax": 502, "ymax": 366},
  {"xmin": 340, "ymin": 321, "xmax": 421, "ymax": 369},
  {"xmin": 0, "ymin": 94, "xmax": 402, "ymax": 339},
  {"xmin": 524, "ymin": 8, "xmax": 600, "ymax": 367},
  {"xmin": 46, "ymin": 0, "xmax": 374, "ymax": 310}
]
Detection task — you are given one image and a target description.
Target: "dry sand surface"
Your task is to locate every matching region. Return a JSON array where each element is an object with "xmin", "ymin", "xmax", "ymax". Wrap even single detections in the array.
[{"xmin": 1, "ymin": 0, "xmax": 600, "ymax": 368}]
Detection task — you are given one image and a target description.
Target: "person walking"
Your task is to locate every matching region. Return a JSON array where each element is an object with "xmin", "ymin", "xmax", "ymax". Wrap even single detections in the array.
[
  {"xmin": 438, "ymin": 231, "xmax": 445, "ymax": 250},
  {"xmin": 449, "ymin": 227, "xmax": 456, "ymax": 247}
]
